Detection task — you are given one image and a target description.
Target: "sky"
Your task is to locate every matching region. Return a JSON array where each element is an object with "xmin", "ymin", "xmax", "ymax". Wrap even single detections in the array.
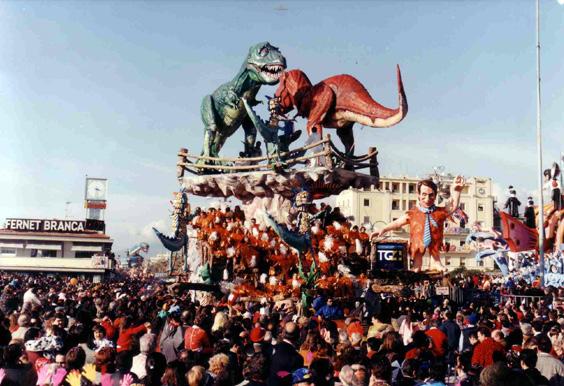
[{"xmin": 0, "ymin": 0, "xmax": 563, "ymax": 257}]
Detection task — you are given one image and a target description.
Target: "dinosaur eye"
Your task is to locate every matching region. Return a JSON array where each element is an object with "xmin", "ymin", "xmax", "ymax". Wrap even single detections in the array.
[{"xmin": 259, "ymin": 46, "xmax": 269, "ymax": 57}]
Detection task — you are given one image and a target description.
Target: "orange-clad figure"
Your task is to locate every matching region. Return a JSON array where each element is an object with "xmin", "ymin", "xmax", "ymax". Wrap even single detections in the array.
[{"xmin": 371, "ymin": 176, "xmax": 465, "ymax": 271}]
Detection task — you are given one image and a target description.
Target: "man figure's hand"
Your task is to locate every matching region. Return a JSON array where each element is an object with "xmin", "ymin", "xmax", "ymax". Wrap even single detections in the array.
[
  {"xmin": 371, "ymin": 229, "xmax": 384, "ymax": 240},
  {"xmin": 447, "ymin": 175, "xmax": 465, "ymax": 214},
  {"xmin": 452, "ymin": 175, "xmax": 466, "ymax": 192}
]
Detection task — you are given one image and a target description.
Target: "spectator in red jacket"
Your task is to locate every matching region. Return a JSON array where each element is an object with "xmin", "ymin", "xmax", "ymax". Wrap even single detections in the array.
[
  {"xmin": 184, "ymin": 313, "xmax": 211, "ymax": 354},
  {"xmin": 116, "ymin": 316, "xmax": 148, "ymax": 353},
  {"xmin": 99, "ymin": 314, "xmax": 117, "ymax": 340},
  {"xmin": 426, "ymin": 319, "xmax": 447, "ymax": 358},
  {"xmin": 471, "ymin": 327, "xmax": 504, "ymax": 368}
]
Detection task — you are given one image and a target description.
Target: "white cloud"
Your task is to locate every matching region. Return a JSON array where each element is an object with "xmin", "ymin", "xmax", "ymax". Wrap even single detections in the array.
[{"xmin": 104, "ymin": 192, "xmax": 172, "ymax": 255}]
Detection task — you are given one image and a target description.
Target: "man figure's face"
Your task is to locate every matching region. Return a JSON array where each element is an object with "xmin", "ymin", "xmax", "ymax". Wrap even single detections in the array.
[{"xmin": 418, "ymin": 185, "xmax": 436, "ymax": 208}]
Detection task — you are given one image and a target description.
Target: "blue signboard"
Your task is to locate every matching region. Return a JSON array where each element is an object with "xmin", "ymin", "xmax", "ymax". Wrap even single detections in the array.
[{"xmin": 373, "ymin": 242, "xmax": 407, "ymax": 271}]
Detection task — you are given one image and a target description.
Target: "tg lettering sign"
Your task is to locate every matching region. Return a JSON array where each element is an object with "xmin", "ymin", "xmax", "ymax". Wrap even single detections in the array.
[
  {"xmin": 373, "ymin": 242, "xmax": 407, "ymax": 271},
  {"xmin": 377, "ymin": 250, "xmax": 403, "ymax": 262}
]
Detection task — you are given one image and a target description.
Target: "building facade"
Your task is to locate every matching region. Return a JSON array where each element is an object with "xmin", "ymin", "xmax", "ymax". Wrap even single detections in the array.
[
  {"xmin": 0, "ymin": 218, "xmax": 114, "ymax": 280},
  {"xmin": 336, "ymin": 175, "xmax": 496, "ymax": 271}
]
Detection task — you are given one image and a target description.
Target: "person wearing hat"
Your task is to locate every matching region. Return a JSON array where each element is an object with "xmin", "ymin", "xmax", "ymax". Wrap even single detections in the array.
[
  {"xmin": 291, "ymin": 368, "xmax": 314, "ymax": 386},
  {"xmin": 250, "ymin": 324, "xmax": 266, "ymax": 344},
  {"xmin": 250, "ymin": 323, "xmax": 271, "ymax": 357},
  {"xmin": 524, "ymin": 197, "xmax": 536, "ymax": 229},
  {"xmin": 268, "ymin": 322, "xmax": 304, "ymax": 386},
  {"xmin": 504, "ymin": 186, "xmax": 521, "ymax": 218}
]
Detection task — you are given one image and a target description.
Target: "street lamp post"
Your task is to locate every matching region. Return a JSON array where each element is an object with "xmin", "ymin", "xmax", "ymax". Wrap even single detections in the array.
[{"xmin": 536, "ymin": 0, "xmax": 546, "ymax": 286}]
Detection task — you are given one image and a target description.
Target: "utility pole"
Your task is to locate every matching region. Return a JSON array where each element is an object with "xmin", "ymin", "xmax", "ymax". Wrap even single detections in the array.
[{"xmin": 535, "ymin": 0, "xmax": 545, "ymax": 286}]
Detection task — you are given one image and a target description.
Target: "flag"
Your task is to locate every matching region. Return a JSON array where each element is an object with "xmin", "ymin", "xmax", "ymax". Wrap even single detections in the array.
[
  {"xmin": 453, "ymin": 207, "xmax": 469, "ymax": 223},
  {"xmin": 500, "ymin": 212, "xmax": 538, "ymax": 252}
]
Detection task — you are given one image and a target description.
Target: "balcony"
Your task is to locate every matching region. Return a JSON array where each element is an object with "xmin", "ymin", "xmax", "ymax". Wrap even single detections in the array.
[{"xmin": 0, "ymin": 256, "xmax": 113, "ymax": 273}]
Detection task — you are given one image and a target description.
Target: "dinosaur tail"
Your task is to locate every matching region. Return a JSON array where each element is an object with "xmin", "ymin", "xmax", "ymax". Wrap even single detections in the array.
[
  {"xmin": 341, "ymin": 65, "xmax": 408, "ymax": 128},
  {"xmin": 370, "ymin": 64, "xmax": 407, "ymax": 127},
  {"xmin": 263, "ymin": 212, "xmax": 311, "ymax": 253},
  {"xmin": 153, "ymin": 227, "xmax": 188, "ymax": 252}
]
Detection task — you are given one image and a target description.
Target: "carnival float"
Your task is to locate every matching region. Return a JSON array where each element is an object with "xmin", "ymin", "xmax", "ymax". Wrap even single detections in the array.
[{"xmin": 150, "ymin": 42, "xmax": 564, "ymax": 304}]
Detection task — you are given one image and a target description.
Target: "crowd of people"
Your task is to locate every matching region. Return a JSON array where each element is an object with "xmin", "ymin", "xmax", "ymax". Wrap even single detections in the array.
[
  {"xmin": 0, "ymin": 270, "xmax": 563, "ymax": 386},
  {"xmin": 0, "ymin": 179, "xmax": 561, "ymax": 386}
]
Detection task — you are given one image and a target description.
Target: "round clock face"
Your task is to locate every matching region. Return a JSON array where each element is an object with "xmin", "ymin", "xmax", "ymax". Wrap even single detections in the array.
[
  {"xmin": 478, "ymin": 188, "xmax": 486, "ymax": 195},
  {"xmin": 87, "ymin": 180, "xmax": 107, "ymax": 200}
]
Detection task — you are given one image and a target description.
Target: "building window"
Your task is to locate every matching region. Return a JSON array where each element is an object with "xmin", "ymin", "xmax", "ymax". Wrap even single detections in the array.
[
  {"xmin": 459, "ymin": 202, "xmax": 465, "ymax": 210},
  {"xmin": 460, "ymin": 240, "xmax": 465, "ymax": 247},
  {"xmin": 445, "ymin": 257, "xmax": 450, "ymax": 266},
  {"xmin": 392, "ymin": 200, "xmax": 400, "ymax": 210},
  {"xmin": 460, "ymin": 260, "xmax": 465, "ymax": 267},
  {"xmin": 391, "ymin": 183, "xmax": 399, "ymax": 193},
  {"xmin": 75, "ymin": 251, "xmax": 95, "ymax": 258},
  {"xmin": 364, "ymin": 199, "xmax": 370, "ymax": 207},
  {"xmin": 408, "ymin": 183, "xmax": 416, "ymax": 194},
  {"xmin": 30, "ymin": 249, "xmax": 56, "ymax": 258},
  {"xmin": 0, "ymin": 248, "xmax": 16, "ymax": 256},
  {"xmin": 409, "ymin": 200, "xmax": 417, "ymax": 209},
  {"xmin": 478, "ymin": 204, "xmax": 484, "ymax": 212},
  {"xmin": 478, "ymin": 261, "xmax": 484, "ymax": 267},
  {"xmin": 363, "ymin": 216, "xmax": 370, "ymax": 224}
]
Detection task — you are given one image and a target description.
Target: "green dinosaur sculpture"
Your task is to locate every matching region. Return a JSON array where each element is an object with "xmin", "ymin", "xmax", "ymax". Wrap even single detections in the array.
[{"xmin": 198, "ymin": 42, "xmax": 286, "ymax": 166}]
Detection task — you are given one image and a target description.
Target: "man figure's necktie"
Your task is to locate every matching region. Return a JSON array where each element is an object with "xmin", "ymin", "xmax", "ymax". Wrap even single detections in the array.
[{"xmin": 419, "ymin": 206, "xmax": 437, "ymax": 248}]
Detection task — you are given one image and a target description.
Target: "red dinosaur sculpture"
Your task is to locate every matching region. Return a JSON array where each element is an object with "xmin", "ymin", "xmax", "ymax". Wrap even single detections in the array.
[{"xmin": 273, "ymin": 65, "xmax": 407, "ymax": 155}]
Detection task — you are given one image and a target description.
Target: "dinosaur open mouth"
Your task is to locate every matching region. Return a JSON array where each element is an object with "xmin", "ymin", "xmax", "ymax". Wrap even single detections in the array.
[{"xmin": 259, "ymin": 64, "xmax": 285, "ymax": 81}]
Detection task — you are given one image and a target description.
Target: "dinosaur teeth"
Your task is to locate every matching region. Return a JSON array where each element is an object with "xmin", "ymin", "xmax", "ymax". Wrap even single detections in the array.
[{"xmin": 263, "ymin": 64, "xmax": 285, "ymax": 74}]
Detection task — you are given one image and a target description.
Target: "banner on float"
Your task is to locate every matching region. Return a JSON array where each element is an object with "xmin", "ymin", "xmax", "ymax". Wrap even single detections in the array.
[
  {"xmin": 372, "ymin": 242, "xmax": 407, "ymax": 271},
  {"xmin": 545, "ymin": 273, "xmax": 564, "ymax": 288}
]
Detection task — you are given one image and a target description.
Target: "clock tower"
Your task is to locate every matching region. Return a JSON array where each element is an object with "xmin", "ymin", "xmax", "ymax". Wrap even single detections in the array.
[{"xmin": 85, "ymin": 177, "xmax": 108, "ymax": 222}]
